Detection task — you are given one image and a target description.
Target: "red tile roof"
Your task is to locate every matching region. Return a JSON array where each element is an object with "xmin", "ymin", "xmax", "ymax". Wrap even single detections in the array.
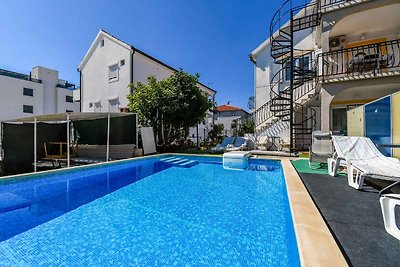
[{"xmin": 215, "ymin": 104, "xmax": 243, "ymax": 112}]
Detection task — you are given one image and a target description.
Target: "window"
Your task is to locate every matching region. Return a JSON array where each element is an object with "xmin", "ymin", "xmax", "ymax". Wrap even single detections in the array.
[
  {"xmin": 66, "ymin": 110, "xmax": 73, "ymax": 113},
  {"xmin": 23, "ymin": 87, "xmax": 33, "ymax": 96},
  {"xmin": 109, "ymin": 99, "xmax": 119, "ymax": 112},
  {"xmin": 120, "ymin": 59, "xmax": 125, "ymax": 66},
  {"xmin": 298, "ymin": 56, "xmax": 310, "ymax": 71},
  {"xmin": 285, "ymin": 62, "xmax": 292, "ymax": 81},
  {"xmin": 93, "ymin": 102, "xmax": 101, "ymax": 112},
  {"xmin": 108, "ymin": 64, "xmax": 119, "ymax": 82},
  {"xmin": 100, "ymin": 39, "xmax": 104, "ymax": 47},
  {"xmin": 23, "ymin": 105, "xmax": 33, "ymax": 113},
  {"xmin": 66, "ymin": 95, "xmax": 73, "ymax": 103}
]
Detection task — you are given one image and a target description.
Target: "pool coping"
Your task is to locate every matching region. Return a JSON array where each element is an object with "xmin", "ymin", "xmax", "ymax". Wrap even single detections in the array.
[
  {"xmin": 0, "ymin": 153, "xmax": 164, "ymax": 181},
  {"xmin": 280, "ymin": 159, "xmax": 348, "ymax": 267},
  {"xmin": 1, "ymin": 153, "xmax": 347, "ymax": 266}
]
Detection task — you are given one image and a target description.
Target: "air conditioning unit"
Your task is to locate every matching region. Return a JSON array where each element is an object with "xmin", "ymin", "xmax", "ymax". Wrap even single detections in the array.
[{"xmin": 329, "ymin": 35, "xmax": 347, "ymax": 51}]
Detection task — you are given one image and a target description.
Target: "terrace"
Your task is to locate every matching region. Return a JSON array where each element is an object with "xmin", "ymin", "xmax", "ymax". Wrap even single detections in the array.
[
  {"xmin": 0, "ymin": 68, "xmax": 42, "ymax": 83},
  {"xmin": 291, "ymin": 159, "xmax": 400, "ymax": 266},
  {"xmin": 56, "ymin": 79, "xmax": 75, "ymax": 89},
  {"xmin": 320, "ymin": 39, "xmax": 400, "ymax": 83},
  {"xmin": 320, "ymin": 0, "xmax": 373, "ymax": 12}
]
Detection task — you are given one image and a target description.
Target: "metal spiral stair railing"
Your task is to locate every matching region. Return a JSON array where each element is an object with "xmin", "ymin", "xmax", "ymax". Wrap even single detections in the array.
[
  {"xmin": 267, "ymin": 0, "xmax": 321, "ymax": 151},
  {"xmin": 254, "ymin": 52, "xmax": 318, "ymax": 139}
]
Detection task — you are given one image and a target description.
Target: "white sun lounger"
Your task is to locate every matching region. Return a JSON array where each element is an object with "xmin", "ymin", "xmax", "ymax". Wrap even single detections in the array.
[
  {"xmin": 225, "ymin": 137, "xmax": 248, "ymax": 152},
  {"xmin": 329, "ymin": 136, "xmax": 400, "ymax": 189},
  {"xmin": 380, "ymin": 193, "xmax": 400, "ymax": 241}
]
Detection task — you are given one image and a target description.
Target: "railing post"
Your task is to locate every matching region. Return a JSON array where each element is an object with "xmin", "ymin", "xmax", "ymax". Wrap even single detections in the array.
[
  {"xmin": 34, "ymin": 118, "xmax": 37, "ymax": 172},
  {"xmin": 289, "ymin": 8, "xmax": 295, "ymax": 153}
]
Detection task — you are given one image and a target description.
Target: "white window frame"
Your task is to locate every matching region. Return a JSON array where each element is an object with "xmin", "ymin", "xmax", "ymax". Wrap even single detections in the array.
[
  {"xmin": 108, "ymin": 64, "xmax": 119, "ymax": 83},
  {"xmin": 108, "ymin": 97, "xmax": 120, "ymax": 112}
]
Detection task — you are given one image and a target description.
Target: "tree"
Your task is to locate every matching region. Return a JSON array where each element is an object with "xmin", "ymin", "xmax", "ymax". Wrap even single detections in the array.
[
  {"xmin": 238, "ymin": 116, "xmax": 255, "ymax": 136},
  {"xmin": 208, "ymin": 124, "xmax": 224, "ymax": 144},
  {"xmin": 127, "ymin": 69, "xmax": 213, "ymax": 145}
]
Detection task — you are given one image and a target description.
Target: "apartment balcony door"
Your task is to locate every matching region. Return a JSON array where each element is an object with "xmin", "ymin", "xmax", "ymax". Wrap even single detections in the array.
[{"xmin": 331, "ymin": 107, "xmax": 347, "ymax": 135}]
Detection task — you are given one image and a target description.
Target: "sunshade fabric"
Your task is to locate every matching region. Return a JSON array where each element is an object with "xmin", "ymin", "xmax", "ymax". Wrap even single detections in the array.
[{"xmin": 1, "ymin": 122, "xmax": 67, "ymax": 174}]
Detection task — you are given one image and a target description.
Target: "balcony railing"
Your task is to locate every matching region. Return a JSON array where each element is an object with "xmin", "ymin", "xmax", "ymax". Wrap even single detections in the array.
[
  {"xmin": 319, "ymin": 0, "xmax": 370, "ymax": 10},
  {"xmin": 57, "ymin": 82, "xmax": 75, "ymax": 89},
  {"xmin": 0, "ymin": 68, "xmax": 42, "ymax": 83},
  {"xmin": 319, "ymin": 39, "xmax": 400, "ymax": 82}
]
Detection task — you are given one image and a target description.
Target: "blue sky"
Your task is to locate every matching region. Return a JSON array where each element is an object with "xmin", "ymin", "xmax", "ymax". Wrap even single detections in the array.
[{"xmin": 0, "ymin": 0, "xmax": 286, "ymax": 110}]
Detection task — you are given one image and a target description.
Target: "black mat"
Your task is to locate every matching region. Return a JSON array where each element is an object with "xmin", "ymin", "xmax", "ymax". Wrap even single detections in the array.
[{"xmin": 298, "ymin": 172, "xmax": 400, "ymax": 267}]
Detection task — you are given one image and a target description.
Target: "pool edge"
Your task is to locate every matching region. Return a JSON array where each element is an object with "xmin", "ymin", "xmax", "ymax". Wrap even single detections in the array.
[
  {"xmin": 281, "ymin": 159, "xmax": 348, "ymax": 267},
  {"xmin": 0, "ymin": 153, "xmax": 222, "ymax": 182}
]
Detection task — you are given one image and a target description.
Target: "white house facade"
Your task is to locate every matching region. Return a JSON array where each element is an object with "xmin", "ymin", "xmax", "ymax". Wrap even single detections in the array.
[
  {"xmin": 213, "ymin": 105, "xmax": 250, "ymax": 137},
  {"xmin": 0, "ymin": 66, "xmax": 79, "ymax": 123},
  {"xmin": 77, "ymin": 30, "xmax": 216, "ymax": 142},
  {"xmin": 251, "ymin": 0, "xmax": 400, "ymax": 151}
]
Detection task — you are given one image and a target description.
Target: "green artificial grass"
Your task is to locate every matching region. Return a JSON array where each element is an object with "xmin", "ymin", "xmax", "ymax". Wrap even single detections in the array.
[{"xmin": 291, "ymin": 158, "xmax": 345, "ymax": 176}]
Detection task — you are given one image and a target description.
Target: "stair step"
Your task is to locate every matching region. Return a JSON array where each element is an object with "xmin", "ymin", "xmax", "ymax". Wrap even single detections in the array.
[
  {"xmin": 280, "ymin": 26, "xmax": 292, "ymax": 36},
  {"xmin": 179, "ymin": 160, "xmax": 196, "ymax": 167},
  {"xmin": 160, "ymin": 157, "xmax": 198, "ymax": 168},
  {"xmin": 273, "ymin": 35, "xmax": 291, "ymax": 42},
  {"xmin": 160, "ymin": 157, "xmax": 179, "ymax": 162},
  {"xmin": 271, "ymin": 45, "xmax": 291, "ymax": 51}
]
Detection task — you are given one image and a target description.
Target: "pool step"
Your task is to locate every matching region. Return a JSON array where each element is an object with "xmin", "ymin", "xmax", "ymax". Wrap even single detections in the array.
[
  {"xmin": 160, "ymin": 157, "xmax": 198, "ymax": 168},
  {"xmin": 246, "ymin": 164, "xmax": 276, "ymax": 172}
]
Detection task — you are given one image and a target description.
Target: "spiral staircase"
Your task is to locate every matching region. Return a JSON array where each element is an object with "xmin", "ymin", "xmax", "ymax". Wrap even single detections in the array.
[{"xmin": 255, "ymin": 0, "xmax": 322, "ymax": 152}]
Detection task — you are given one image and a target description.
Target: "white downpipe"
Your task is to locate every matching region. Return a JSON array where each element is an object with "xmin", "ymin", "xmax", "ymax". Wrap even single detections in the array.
[
  {"xmin": 67, "ymin": 114, "xmax": 70, "ymax": 168},
  {"xmin": 34, "ymin": 118, "xmax": 37, "ymax": 172},
  {"xmin": 106, "ymin": 113, "xmax": 110, "ymax": 162}
]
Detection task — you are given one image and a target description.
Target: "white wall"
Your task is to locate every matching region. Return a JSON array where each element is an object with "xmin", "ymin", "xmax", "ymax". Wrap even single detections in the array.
[
  {"xmin": 132, "ymin": 52, "xmax": 173, "ymax": 84},
  {"xmin": 31, "ymin": 66, "xmax": 59, "ymax": 115},
  {"xmin": 253, "ymin": 44, "xmax": 272, "ymax": 111},
  {"xmin": 0, "ymin": 76, "xmax": 44, "ymax": 122},
  {"xmin": 81, "ymin": 36, "xmax": 131, "ymax": 112},
  {"xmin": 80, "ymin": 31, "xmax": 217, "ymax": 144},
  {"xmin": 214, "ymin": 116, "xmax": 242, "ymax": 137},
  {"xmin": 0, "ymin": 66, "xmax": 78, "ymax": 123},
  {"xmin": 56, "ymin": 88, "xmax": 80, "ymax": 113}
]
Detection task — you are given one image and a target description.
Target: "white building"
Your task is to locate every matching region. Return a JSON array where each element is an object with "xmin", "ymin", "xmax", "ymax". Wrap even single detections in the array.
[
  {"xmin": 251, "ymin": 0, "xmax": 400, "ymax": 150},
  {"xmin": 214, "ymin": 105, "xmax": 250, "ymax": 137},
  {"xmin": 77, "ymin": 29, "xmax": 216, "ymax": 142},
  {"xmin": 0, "ymin": 66, "xmax": 79, "ymax": 122}
]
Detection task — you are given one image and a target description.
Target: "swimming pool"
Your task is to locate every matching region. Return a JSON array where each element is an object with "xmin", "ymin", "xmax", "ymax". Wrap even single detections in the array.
[{"xmin": 0, "ymin": 155, "xmax": 299, "ymax": 266}]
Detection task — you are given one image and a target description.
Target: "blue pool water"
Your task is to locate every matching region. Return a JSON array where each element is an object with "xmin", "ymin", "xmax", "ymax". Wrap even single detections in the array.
[{"xmin": 0, "ymin": 155, "xmax": 299, "ymax": 266}]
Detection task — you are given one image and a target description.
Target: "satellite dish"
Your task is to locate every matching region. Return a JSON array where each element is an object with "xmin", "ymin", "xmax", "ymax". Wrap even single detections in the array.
[{"xmin": 248, "ymin": 96, "xmax": 255, "ymax": 110}]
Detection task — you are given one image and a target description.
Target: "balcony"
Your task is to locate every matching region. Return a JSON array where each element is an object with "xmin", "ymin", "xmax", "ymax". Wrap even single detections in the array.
[
  {"xmin": 320, "ymin": 0, "xmax": 372, "ymax": 12},
  {"xmin": 319, "ymin": 39, "xmax": 400, "ymax": 83},
  {"xmin": 0, "ymin": 68, "xmax": 42, "ymax": 83},
  {"xmin": 57, "ymin": 80, "xmax": 75, "ymax": 89}
]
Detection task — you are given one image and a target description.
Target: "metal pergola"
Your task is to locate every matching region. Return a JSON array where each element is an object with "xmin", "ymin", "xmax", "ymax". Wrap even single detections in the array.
[{"xmin": 1, "ymin": 112, "xmax": 138, "ymax": 172}]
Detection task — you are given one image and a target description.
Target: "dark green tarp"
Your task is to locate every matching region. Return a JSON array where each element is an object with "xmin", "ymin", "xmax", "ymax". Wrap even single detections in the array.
[
  {"xmin": 73, "ymin": 114, "xmax": 137, "ymax": 145},
  {"xmin": 2, "ymin": 122, "xmax": 67, "ymax": 174},
  {"xmin": 1, "ymin": 114, "xmax": 137, "ymax": 175}
]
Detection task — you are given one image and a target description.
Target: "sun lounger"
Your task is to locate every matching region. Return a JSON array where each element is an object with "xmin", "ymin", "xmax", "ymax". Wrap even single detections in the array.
[
  {"xmin": 226, "ymin": 137, "xmax": 248, "ymax": 152},
  {"xmin": 328, "ymin": 136, "xmax": 363, "ymax": 177},
  {"xmin": 329, "ymin": 136, "xmax": 400, "ymax": 189},
  {"xmin": 309, "ymin": 131, "xmax": 333, "ymax": 168},
  {"xmin": 211, "ymin": 136, "xmax": 235, "ymax": 152},
  {"xmin": 380, "ymin": 193, "xmax": 400, "ymax": 241}
]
